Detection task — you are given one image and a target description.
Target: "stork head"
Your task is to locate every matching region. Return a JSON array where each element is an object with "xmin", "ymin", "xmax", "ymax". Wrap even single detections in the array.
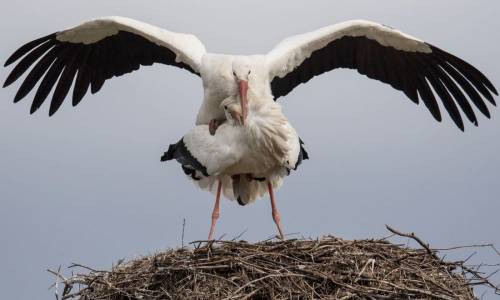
[
  {"xmin": 221, "ymin": 96, "xmax": 244, "ymax": 126},
  {"xmin": 231, "ymin": 60, "xmax": 252, "ymax": 125}
]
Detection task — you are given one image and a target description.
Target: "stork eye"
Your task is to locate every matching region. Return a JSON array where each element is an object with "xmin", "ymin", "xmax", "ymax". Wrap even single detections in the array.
[
  {"xmin": 224, "ymin": 105, "xmax": 228, "ymax": 109},
  {"xmin": 232, "ymin": 71, "xmax": 237, "ymax": 77},
  {"xmin": 248, "ymin": 70, "xmax": 251, "ymax": 75}
]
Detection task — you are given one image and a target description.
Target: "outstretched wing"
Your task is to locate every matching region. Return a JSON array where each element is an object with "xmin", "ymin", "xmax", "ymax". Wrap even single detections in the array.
[
  {"xmin": 267, "ymin": 20, "xmax": 497, "ymax": 130},
  {"xmin": 3, "ymin": 16, "xmax": 207, "ymax": 115}
]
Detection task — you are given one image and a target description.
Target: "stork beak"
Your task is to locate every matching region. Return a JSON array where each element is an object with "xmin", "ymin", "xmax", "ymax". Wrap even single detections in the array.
[
  {"xmin": 238, "ymin": 80, "xmax": 248, "ymax": 125},
  {"xmin": 231, "ymin": 111, "xmax": 244, "ymax": 126}
]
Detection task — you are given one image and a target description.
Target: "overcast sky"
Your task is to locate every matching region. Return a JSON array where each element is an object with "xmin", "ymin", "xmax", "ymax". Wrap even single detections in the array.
[{"xmin": 1, "ymin": 1, "xmax": 499, "ymax": 299}]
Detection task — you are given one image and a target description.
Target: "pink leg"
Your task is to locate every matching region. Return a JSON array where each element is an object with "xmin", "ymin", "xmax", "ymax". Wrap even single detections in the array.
[
  {"xmin": 268, "ymin": 182, "xmax": 285, "ymax": 240},
  {"xmin": 208, "ymin": 180, "xmax": 222, "ymax": 240}
]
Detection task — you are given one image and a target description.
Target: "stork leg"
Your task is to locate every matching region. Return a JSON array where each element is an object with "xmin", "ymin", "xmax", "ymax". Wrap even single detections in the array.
[
  {"xmin": 267, "ymin": 182, "xmax": 285, "ymax": 240},
  {"xmin": 208, "ymin": 180, "xmax": 222, "ymax": 240}
]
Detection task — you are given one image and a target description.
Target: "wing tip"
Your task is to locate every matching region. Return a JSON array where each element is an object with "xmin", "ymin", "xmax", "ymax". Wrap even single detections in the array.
[
  {"xmin": 2, "ymin": 80, "xmax": 11, "ymax": 88},
  {"xmin": 486, "ymin": 87, "xmax": 497, "ymax": 106},
  {"xmin": 429, "ymin": 107, "xmax": 442, "ymax": 123},
  {"xmin": 48, "ymin": 108, "xmax": 57, "ymax": 117},
  {"xmin": 3, "ymin": 73, "xmax": 17, "ymax": 88},
  {"xmin": 4, "ymin": 32, "xmax": 57, "ymax": 67},
  {"xmin": 491, "ymin": 84, "xmax": 499, "ymax": 96},
  {"xmin": 13, "ymin": 92, "xmax": 26, "ymax": 103},
  {"xmin": 4, "ymin": 53, "xmax": 22, "ymax": 67},
  {"xmin": 455, "ymin": 121, "xmax": 465, "ymax": 132},
  {"xmin": 30, "ymin": 101, "xmax": 41, "ymax": 115},
  {"xmin": 455, "ymin": 118, "xmax": 465, "ymax": 132}
]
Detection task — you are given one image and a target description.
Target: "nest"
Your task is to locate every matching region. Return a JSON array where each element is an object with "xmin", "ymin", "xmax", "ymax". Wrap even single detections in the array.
[{"xmin": 53, "ymin": 227, "xmax": 499, "ymax": 300}]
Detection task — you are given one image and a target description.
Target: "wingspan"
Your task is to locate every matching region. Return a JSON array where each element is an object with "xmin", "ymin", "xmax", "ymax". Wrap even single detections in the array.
[
  {"xmin": 3, "ymin": 16, "xmax": 207, "ymax": 115},
  {"xmin": 266, "ymin": 20, "xmax": 497, "ymax": 130}
]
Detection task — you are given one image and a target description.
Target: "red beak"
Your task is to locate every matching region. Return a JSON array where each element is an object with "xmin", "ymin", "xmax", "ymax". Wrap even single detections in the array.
[{"xmin": 238, "ymin": 80, "xmax": 248, "ymax": 125}]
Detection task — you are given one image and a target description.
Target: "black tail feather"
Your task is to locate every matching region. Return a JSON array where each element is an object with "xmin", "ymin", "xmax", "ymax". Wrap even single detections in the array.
[
  {"xmin": 161, "ymin": 143, "xmax": 177, "ymax": 162},
  {"xmin": 294, "ymin": 138, "xmax": 309, "ymax": 170},
  {"xmin": 161, "ymin": 138, "xmax": 209, "ymax": 177}
]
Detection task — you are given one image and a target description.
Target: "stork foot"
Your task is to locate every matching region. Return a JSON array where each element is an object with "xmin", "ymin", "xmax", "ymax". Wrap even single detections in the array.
[
  {"xmin": 208, "ymin": 181, "xmax": 223, "ymax": 240},
  {"xmin": 267, "ymin": 182, "xmax": 285, "ymax": 240},
  {"xmin": 209, "ymin": 119, "xmax": 225, "ymax": 135},
  {"xmin": 272, "ymin": 210, "xmax": 284, "ymax": 240}
]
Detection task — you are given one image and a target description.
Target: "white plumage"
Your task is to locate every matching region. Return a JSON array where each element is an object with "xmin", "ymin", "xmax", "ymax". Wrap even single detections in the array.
[
  {"xmin": 56, "ymin": 17, "xmax": 207, "ymax": 72},
  {"xmin": 164, "ymin": 92, "xmax": 303, "ymax": 205}
]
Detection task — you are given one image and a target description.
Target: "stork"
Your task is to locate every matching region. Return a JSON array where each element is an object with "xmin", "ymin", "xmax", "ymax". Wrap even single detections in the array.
[
  {"xmin": 4, "ymin": 17, "xmax": 498, "ymax": 238},
  {"xmin": 162, "ymin": 88, "xmax": 307, "ymax": 240}
]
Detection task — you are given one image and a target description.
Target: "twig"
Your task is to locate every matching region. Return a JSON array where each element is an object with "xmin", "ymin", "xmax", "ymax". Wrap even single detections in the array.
[
  {"xmin": 222, "ymin": 273, "xmax": 305, "ymax": 300},
  {"xmin": 435, "ymin": 244, "xmax": 500, "ymax": 257},
  {"xmin": 354, "ymin": 258, "xmax": 376, "ymax": 283},
  {"xmin": 54, "ymin": 266, "xmax": 61, "ymax": 300},
  {"xmin": 461, "ymin": 265, "xmax": 500, "ymax": 294},
  {"xmin": 385, "ymin": 225, "xmax": 436, "ymax": 257},
  {"xmin": 231, "ymin": 229, "xmax": 248, "ymax": 241},
  {"xmin": 181, "ymin": 218, "xmax": 186, "ymax": 248},
  {"xmin": 68, "ymin": 263, "xmax": 104, "ymax": 273}
]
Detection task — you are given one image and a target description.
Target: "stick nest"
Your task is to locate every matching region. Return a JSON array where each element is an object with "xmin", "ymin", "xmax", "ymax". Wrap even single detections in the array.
[{"xmin": 55, "ymin": 234, "xmax": 499, "ymax": 300}]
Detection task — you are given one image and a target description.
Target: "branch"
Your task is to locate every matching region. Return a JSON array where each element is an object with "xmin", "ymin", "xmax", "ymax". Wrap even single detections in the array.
[{"xmin": 385, "ymin": 225, "xmax": 437, "ymax": 258}]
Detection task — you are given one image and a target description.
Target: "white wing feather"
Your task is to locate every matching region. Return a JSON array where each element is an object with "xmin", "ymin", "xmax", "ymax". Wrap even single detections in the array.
[
  {"xmin": 266, "ymin": 19, "xmax": 431, "ymax": 80},
  {"xmin": 56, "ymin": 16, "xmax": 207, "ymax": 73}
]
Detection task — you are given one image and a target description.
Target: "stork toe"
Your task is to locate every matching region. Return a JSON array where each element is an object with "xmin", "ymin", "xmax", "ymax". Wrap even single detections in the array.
[{"xmin": 209, "ymin": 119, "xmax": 226, "ymax": 135}]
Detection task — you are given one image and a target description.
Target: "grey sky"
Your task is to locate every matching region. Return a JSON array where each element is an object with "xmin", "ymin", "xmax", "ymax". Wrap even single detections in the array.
[{"xmin": 1, "ymin": 1, "xmax": 499, "ymax": 299}]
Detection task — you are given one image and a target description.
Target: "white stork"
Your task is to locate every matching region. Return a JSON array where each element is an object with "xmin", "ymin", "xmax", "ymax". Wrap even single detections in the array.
[
  {"xmin": 161, "ymin": 68, "xmax": 307, "ymax": 239},
  {"xmin": 4, "ymin": 17, "xmax": 498, "ymax": 238}
]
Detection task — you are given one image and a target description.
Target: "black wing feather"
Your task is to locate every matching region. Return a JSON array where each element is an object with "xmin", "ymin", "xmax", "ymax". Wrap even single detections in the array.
[
  {"xmin": 30, "ymin": 47, "xmax": 72, "ymax": 113},
  {"xmin": 431, "ymin": 45, "xmax": 497, "ymax": 101},
  {"xmin": 4, "ymin": 31, "xmax": 200, "ymax": 115},
  {"xmin": 50, "ymin": 47, "xmax": 80, "ymax": 116},
  {"xmin": 271, "ymin": 36, "xmax": 497, "ymax": 130},
  {"xmin": 416, "ymin": 76, "xmax": 442, "ymax": 122},
  {"xmin": 13, "ymin": 44, "xmax": 63, "ymax": 103},
  {"xmin": 4, "ymin": 39, "xmax": 56, "ymax": 88},
  {"xmin": 4, "ymin": 33, "xmax": 56, "ymax": 67},
  {"xmin": 429, "ymin": 62, "xmax": 477, "ymax": 125},
  {"xmin": 440, "ymin": 61, "xmax": 490, "ymax": 118},
  {"xmin": 72, "ymin": 47, "xmax": 92, "ymax": 106}
]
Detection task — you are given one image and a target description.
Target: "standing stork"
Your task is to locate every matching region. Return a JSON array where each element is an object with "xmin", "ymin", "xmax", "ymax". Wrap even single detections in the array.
[{"xmin": 162, "ymin": 89, "xmax": 307, "ymax": 240}]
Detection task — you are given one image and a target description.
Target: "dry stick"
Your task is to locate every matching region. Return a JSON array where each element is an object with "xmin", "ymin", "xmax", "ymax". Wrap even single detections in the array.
[
  {"xmin": 386, "ymin": 224, "xmax": 500, "ymax": 295},
  {"xmin": 382, "ymin": 280, "xmax": 455, "ymax": 300},
  {"xmin": 181, "ymin": 218, "xmax": 186, "ymax": 248},
  {"xmin": 462, "ymin": 265, "xmax": 500, "ymax": 294},
  {"xmin": 463, "ymin": 252, "xmax": 478, "ymax": 264},
  {"xmin": 53, "ymin": 266, "xmax": 61, "ymax": 300},
  {"xmin": 68, "ymin": 263, "xmax": 104, "ymax": 273},
  {"xmin": 354, "ymin": 258, "xmax": 376, "ymax": 283},
  {"xmin": 231, "ymin": 229, "xmax": 248, "ymax": 241},
  {"xmin": 338, "ymin": 294, "xmax": 356, "ymax": 300},
  {"xmin": 435, "ymin": 244, "xmax": 500, "ymax": 257},
  {"xmin": 385, "ymin": 225, "xmax": 436, "ymax": 258},
  {"xmin": 222, "ymin": 273, "xmax": 305, "ymax": 300}
]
